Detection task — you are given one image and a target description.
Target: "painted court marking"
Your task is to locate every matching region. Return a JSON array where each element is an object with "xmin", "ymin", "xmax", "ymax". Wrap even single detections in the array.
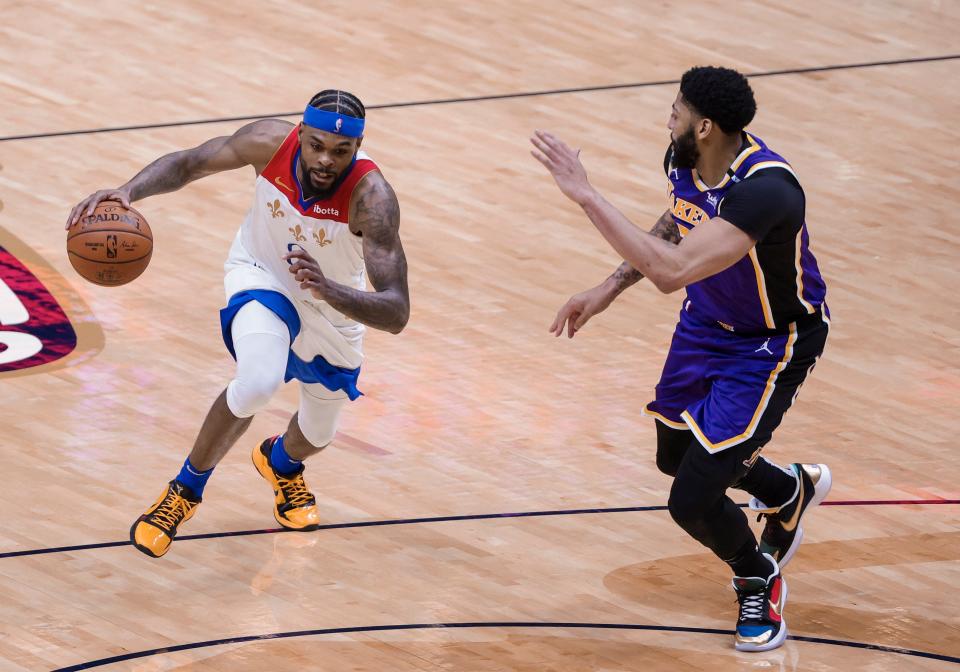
[
  {"xmin": 50, "ymin": 621, "xmax": 960, "ymax": 671},
  {"xmin": 2, "ymin": 499, "xmax": 956, "ymax": 560}
]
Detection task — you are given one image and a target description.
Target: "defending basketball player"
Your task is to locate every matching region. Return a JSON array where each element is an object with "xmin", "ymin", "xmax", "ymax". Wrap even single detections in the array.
[
  {"xmin": 531, "ymin": 67, "xmax": 831, "ymax": 652},
  {"xmin": 67, "ymin": 91, "xmax": 409, "ymax": 558}
]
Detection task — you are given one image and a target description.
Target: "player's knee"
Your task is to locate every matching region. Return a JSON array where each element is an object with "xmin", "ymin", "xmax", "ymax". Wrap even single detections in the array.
[
  {"xmin": 656, "ymin": 452, "xmax": 682, "ymax": 477},
  {"xmin": 226, "ymin": 373, "xmax": 283, "ymax": 418},
  {"xmin": 668, "ymin": 479, "xmax": 705, "ymax": 530}
]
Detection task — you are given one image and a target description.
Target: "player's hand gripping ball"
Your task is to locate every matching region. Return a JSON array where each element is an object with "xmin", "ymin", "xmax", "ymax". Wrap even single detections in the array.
[{"xmin": 67, "ymin": 201, "xmax": 153, "ymax": 286}]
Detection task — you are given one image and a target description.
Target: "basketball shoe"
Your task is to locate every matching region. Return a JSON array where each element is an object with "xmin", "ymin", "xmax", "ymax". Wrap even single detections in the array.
[
  {"xmin": 130, "ymin": 480, "xmax": 201, "ymax": 558},
  {"xmin": 749, "ymin": 463, "xmax": 832, "ymax": 568},
  {"xmin": 733, "ymin": 553, "xmax": 787, "ymax": 652},
  {"xmin": 252, "ymin": 437, "xmax": 320, "ymax": 530}
]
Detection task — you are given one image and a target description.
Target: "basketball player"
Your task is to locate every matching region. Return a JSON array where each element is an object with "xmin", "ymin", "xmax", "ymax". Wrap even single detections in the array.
[
  {"xmin": 531, "ymin": 67, "xmax": 831, "ymax": 652},
  {"xmin": 66, "ymin": 90, "xmax": 409, "ymax": 558}
]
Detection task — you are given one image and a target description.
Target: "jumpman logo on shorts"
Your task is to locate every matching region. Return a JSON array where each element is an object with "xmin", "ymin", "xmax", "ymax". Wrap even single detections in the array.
[{"xmin": 755, "ymin": 338, "xmax": 774, "ymax": 355}]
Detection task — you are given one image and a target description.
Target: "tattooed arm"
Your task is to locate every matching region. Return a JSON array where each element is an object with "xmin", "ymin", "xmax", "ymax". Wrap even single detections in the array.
[
  {"xmin": 286, "ymin": 172, "xmax": 410, "ymax": 334},
  {"xmin": 66, "ymin": 119, "xmax": 291, "ymax": 227},
  {"xmin": 605, "ymin": 210, "xmax": 682, "ymax": 293},
  {"xmin": 549, "ymin": 209, "xmax": 678, "ymax": 338}
]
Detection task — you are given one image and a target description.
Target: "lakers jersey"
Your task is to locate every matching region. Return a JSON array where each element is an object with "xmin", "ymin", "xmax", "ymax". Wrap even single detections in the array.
[
  {"xmin": 224, "ymin": 125, "xmax": 380, "ymax": 369},
  {"xmin": 666, "ymin": 133, "xmax": 826, "ymax": 333}
]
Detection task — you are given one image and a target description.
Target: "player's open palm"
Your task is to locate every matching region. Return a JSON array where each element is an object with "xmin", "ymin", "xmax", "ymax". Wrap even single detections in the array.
[
  {"xmin": 530, "ymin": 130, "xmax": 593, "ymax": 205},
  {"xmin": 550, "ymin": 284, "xmax": 614, "ymax": 338}
]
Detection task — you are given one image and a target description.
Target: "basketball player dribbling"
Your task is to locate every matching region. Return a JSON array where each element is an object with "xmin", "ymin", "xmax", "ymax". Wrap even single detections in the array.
[
  {"xmin": 531, "ymin": 67, "xmax": 832, "ymax": 652},
  {"xmin": 66, "ymin": 90, "xmax": 409, "ymax": 558}
]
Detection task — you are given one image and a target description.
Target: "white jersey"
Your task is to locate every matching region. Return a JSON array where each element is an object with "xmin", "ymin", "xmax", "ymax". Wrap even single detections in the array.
[{"xmin": 224, "ymin": 125, "xmax": 381, "ymax": 370}]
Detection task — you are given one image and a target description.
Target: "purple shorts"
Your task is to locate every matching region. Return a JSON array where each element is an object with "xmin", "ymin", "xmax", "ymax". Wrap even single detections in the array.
[{"xmin": 644, "ymin": 305, "xmax": 828, "ymax": 453}]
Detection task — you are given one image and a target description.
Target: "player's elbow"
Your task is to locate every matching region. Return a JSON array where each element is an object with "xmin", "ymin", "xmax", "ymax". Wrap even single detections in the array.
[
  {"xmin": 647, "ymin": 268, "xmax": 686, "ymax": 294},
  {"xmin": 387, "ymin": 302, "xmax": 410, "ymax": 334},
  {"xmin": 654, "ymin": 282, "xmax": 682, "ymax": 295},
  {"xmin": 628, "ymin": 249, "xmax": 689, "ymax": 294}
]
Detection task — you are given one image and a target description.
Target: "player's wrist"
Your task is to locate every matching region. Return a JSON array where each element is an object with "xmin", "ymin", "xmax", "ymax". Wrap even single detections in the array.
[
  {"xmin": 596, "ymin": 277, "xmax": 622, "ymax": 303},
  {"xmin": 310, "ymin": 275, "xmax": 339, "ymax": 301},
  {"xmin": 575, "ymin": 186, "xmax": 600, "ymax": 208}
]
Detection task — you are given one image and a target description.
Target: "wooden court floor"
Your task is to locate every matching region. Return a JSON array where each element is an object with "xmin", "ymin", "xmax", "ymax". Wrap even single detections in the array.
[{"xmin": 1, "ymin": 1, "xmax": 958, "ymax": 670}]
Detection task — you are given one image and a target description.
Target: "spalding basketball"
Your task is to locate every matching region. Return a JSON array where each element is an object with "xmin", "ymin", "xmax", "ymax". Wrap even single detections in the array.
[{"xmin": 67, "ymin": 201, "xmax": 153, "ymax": 286}]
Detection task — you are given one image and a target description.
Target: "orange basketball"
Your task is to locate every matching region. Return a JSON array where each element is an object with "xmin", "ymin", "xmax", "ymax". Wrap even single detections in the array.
[{"xmin": 67, "ymin": 201, "xmax": 153, "ymax": 286}]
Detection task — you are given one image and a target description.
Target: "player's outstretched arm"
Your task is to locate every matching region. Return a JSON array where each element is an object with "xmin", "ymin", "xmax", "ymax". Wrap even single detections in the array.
[
  {"xmin": 286, "ymin": 173, "xmax": 410, "ymax": 334},
  {"xmin": 531, "ymin": 130, "xmax": 753, "ymax": 294},
  {"xmin": 578, "ymin": 189, "xmax": 752, "ymax": 293},
  {"xmin": 66, "ymin": 119, "xmax": 292, "ymax": 228},
  {"xmin": 549, "ymin": 210, "xmax": 679, "ymax": 338},
  {"xmin": 603, "ymin": 211, "xmax": 682, "ymax": 291}
]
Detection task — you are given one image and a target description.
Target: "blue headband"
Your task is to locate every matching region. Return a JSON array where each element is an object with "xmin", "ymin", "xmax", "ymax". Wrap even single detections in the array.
[{"xmin": 302, "ymin": 106, "xmax": 365, "ymax": 137}]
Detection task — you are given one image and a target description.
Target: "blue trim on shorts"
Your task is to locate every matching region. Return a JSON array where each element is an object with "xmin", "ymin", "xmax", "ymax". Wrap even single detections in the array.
[
  {"xmin": 219, "ymin": 290, "xmax": 362, "ymax": 401},
  {"xmin": 220, "ymin": 290, "xmax": 301, "ymax": 358}
]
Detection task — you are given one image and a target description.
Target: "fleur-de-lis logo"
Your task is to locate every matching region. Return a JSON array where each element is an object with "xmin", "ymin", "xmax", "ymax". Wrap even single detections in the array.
[
  {"xmin": 313, "ymin": 228, "xmax": 333, "ymax": 247},
  {"xmin": 288, "ymin": 224, "xmax": 306, "ymax": 242},
  {"xmin": 268, "ymin": 199, "xmax": 284, "ymax": 218}
]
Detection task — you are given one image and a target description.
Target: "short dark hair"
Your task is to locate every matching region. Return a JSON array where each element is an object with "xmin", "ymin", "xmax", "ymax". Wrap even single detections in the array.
[
  {"xmin": 308, "ymin": 89, "xmax": 366, "ymax": 119},
  {"xmin": 679, "ymin": 66, "xmax": 756, "ymax": 134}
]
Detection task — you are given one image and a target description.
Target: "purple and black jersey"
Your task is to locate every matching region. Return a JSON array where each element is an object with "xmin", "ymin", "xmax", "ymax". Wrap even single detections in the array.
[
  {"xmin": 644, "ymin": 133, "xmax": 830, "ymax": 450},
  {"xmin": 665, "ymin": 133, "xmax": 827, "ymax": 333}
]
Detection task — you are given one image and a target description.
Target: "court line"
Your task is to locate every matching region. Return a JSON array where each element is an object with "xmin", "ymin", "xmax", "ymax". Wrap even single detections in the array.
[
  {"xmin": 2, "ymin": 54, "xmax": 957, "ymax": 143},
  {"xmin": 1, "ymin": 498, "xmax": 955, "ymax": 560},
  {"xmin": 49, "ymin": 621, "xmax": 960, "ymax": 670}
]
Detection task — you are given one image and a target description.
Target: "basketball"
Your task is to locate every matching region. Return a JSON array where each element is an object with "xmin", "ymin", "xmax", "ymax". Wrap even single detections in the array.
[{"xmin": 67, "ymin": 201, "xmax": 153, "ymax": 286}]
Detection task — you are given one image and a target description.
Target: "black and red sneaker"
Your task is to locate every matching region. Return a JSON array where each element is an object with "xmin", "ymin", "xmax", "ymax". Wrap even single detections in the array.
[{"xmin": 733, "ymin": 554, "xmax": 788, "ymax": 652}]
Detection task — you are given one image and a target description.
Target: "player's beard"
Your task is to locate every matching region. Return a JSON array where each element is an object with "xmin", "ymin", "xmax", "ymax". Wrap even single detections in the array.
[
  {"xmin": 671, "ymin": 126, "xmax": 700, "ymax": 169},
  {"xmin": 299, "ymin": 156, "xmax": 339, "ymax": 200}
]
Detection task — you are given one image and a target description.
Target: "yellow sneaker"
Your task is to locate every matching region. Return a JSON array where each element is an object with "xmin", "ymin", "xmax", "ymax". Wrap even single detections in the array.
[
  {"xmin": 252, "ymin": 437, "xmax": 320, "ymax": 531},
  {"xmin": 130, "ymin": 481, "xmax": 201, "ymax": 558}
]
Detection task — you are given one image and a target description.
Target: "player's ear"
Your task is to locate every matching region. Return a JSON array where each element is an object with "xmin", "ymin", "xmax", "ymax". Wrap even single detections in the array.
[{"xmin": 697, "ymin": 117, "xmax": 712, "ymax": 139}]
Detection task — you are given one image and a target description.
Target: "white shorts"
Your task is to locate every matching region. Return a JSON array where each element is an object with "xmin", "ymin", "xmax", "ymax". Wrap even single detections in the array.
[{"xmin": 226, "ymin": 300, "xmax": 347, "ymax": 447}]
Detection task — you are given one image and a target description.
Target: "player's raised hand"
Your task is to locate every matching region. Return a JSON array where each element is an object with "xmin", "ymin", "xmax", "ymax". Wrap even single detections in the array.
[
  {"xmin": 530, "ymin": 130, "xmax": 594, "ymax": 205},
  {"xmin": 66, "ymin": 189, "xmax": 132, "ymax": 229},
  {"xmin": 285, "ymin": 248, "xmax": 330, "ymax": 299},
  {"xmin": 549, "ymin": 284, "xmax": 615, "ymax": 338}
]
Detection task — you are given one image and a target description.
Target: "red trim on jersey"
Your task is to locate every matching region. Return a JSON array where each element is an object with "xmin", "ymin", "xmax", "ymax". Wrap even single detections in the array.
[{"xmin": 260, "ymin": 124, "xmax": 379, "ymax": 223}]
